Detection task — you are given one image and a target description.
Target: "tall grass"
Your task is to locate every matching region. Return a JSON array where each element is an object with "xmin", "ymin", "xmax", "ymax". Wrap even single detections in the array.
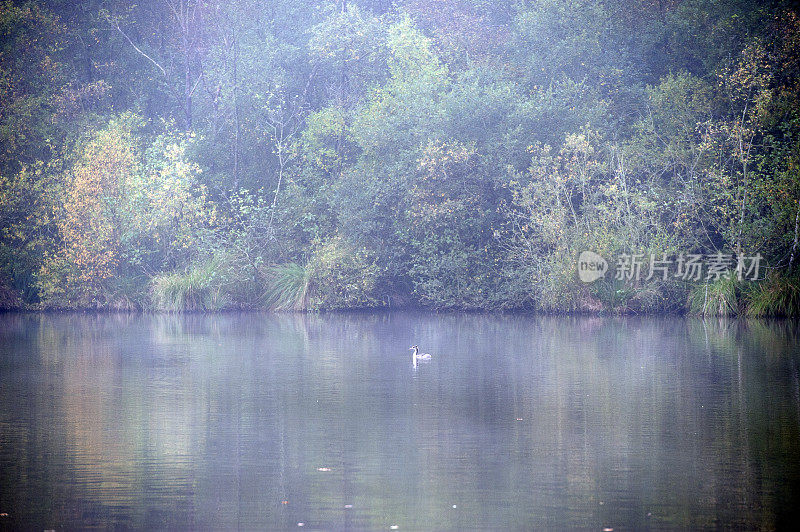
[
  {"xmin": 689, "ymin": 276, "xmax": 742, "ymax": 316},
  {"xmin": 152, "ymin": 260, "xmax": 226, "ymax": 311},
  {"xmin": 746, "ymin": 273, "xmax": 800, "ymax": 317},
  {"xmin": 264, "ymin": 263, "xmax": 311, "ymax": 310}
]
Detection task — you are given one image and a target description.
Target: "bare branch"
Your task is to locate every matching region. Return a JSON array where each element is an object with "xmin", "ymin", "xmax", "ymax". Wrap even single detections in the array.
[
  {"xmin": 106, "ymin": 14, "xmax": 167, "ymax": 77},
  {"xmin": 188, "ymin": 72, "xmax": 203, "ymax": 98}
]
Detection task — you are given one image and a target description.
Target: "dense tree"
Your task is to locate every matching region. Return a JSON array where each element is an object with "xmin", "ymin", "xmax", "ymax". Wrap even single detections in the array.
[{"xmin": 1, "ymin": 0, "xmax": 799, "ymax": 314}]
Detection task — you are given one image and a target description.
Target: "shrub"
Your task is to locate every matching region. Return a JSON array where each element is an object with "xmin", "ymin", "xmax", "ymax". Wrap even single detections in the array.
[
  {"xmin": 0, "ymin": 276, "xmax": 22, "ymax": 310},
  {"xmin": 591, "ymin": 277, "xmax": 635, "ymax": 312},
  {"xmin": 307, "ymin": 237, "xmax": 382, "ymax": 309}
]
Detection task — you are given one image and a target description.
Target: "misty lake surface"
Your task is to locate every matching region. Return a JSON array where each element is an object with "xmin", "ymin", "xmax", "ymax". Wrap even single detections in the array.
[{"xmin": 1, "ymin": 313, "xmax": 799, "ymax": 530}]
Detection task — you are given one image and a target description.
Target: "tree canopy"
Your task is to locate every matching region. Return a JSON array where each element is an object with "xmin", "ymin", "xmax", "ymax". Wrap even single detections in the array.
[{"xmin": 1, "ymin": 0, "xmax": 799, "ymax": 314}]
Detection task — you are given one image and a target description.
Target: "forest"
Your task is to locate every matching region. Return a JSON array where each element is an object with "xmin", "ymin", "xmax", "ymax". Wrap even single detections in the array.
[{"xmin": 1, "ymin": 0, "xmax": 799, "ymax": 314}]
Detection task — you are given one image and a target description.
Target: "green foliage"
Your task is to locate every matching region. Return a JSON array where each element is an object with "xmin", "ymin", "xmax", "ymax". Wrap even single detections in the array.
[
  {"xmin": 1, "ymin": 0, "xmax": 799, "ymax": 314},
  {"xmin": 352, "ymin": 14, "xmax": 449, "ymax": 156},
  {"xmin": 591, "ymin": 278, "xmax": 636, "ymax": 313},
  {"xmin": 511, "ymin": 0, "xmax": 611, "ymax": 86},
  {"xmin": 307, "ymin": 3, "xmax": 388, "ymax": 100},
  {"xmin": 746, "ymin": 273, "xmax": 800, "ymax": 317},
  {"xmin": 306, "ymin": 237, "xmax": 382, "ymax": 310},
  {"xmin": 33, "ymin": 114, "xmax": 214, "ymax": 308},
  {"xmin": 300, "ymin": 106, "xmax": 351, "ymax": 172},
  {"xmin": 263, "ymin": 239, "xmax": 382, "ymax": 311},
  {"xmin": 0, "ymin": 0, "xmax": 68, "ymax": 175},
  {"xmin": 401, "ymin": 140, "xmax": 500, "ymax": 309}
]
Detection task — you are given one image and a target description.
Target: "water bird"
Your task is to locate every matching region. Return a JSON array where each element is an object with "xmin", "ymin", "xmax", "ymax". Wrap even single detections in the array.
[{"xmin": 410, "ymin": 345, "xmax": 432, "ymax": 366}]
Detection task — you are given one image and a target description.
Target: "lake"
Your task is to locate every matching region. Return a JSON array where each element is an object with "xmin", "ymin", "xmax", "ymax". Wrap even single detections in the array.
[{"xmin": 1, "ymin": 313, "xmax": 799, "ymax": 530}]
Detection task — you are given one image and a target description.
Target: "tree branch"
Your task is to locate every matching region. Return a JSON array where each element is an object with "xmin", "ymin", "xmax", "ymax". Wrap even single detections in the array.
[{"xmin": 107, "ymin": 15, "xmax": 167, "ymax": 77}]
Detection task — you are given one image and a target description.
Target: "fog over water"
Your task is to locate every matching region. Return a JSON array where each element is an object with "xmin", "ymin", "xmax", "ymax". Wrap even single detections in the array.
[{"xmin": 1, "ymin": 313, "xmax": 799, "ymax": 529}]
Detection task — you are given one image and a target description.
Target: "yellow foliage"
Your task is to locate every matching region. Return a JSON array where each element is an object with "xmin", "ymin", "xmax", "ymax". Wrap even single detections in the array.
[
  {"xmin": 40, "ymin": 115, "xmax": 212, "ymax": 307},
  {"xmin": 57, "ymin": 120, "xmax": 137, "ymax": 297}
]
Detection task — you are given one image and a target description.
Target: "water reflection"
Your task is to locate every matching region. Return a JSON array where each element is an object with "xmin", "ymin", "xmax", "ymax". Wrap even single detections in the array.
[{"xmin": 1, "ymin": 313, "xmax": 799, "ymax": 529}]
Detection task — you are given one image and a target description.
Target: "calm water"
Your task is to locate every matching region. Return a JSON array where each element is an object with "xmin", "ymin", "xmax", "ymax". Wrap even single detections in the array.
[{"xmin": 1, "ymin": 313, "xmax": 799, "ymax": 530}]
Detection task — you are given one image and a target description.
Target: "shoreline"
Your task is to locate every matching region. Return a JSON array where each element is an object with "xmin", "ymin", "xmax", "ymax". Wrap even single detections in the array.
[{"xmin": 5, "ymin": 306, "xmax": 797, "ymax": 319}]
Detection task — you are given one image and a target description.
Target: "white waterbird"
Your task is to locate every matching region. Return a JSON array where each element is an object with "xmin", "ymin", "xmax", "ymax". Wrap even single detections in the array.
[{"xmin": 410, "ymin": 345, "xmax": 432, "ymax": 367}]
